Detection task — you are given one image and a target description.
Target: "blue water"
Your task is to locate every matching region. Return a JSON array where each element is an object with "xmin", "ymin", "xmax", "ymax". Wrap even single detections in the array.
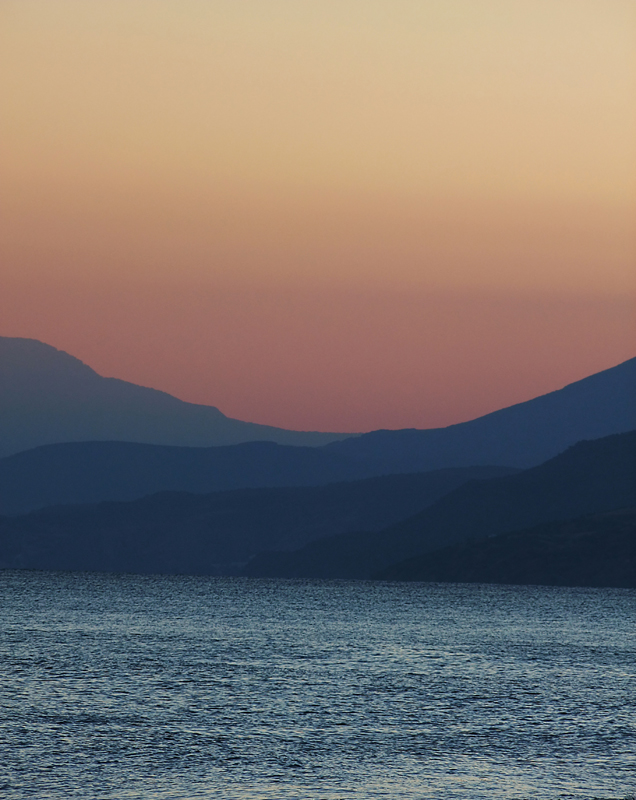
[{"xmin": 0, "ymin": 571, "xmax": 634, "ymax": 800}]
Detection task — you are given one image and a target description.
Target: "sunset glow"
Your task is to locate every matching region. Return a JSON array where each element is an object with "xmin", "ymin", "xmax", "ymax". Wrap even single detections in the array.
[{"xmin": 1, "ymin": 0, "xmax": 634, "ymax": 430}]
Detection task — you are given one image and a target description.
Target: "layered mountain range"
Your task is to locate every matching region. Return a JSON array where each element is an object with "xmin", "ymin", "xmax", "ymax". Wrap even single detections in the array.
[
  {"xmin": 0, "ymin": 336, "xmax": 634, "ymax": 587},
  {"xmin": 245, "ymin": 431, "xmax": 636, "ymax": 583},
  {"xmin": 0, "ymin": 336, "xmax": 350, "ymax": 458},
  {"xmin": 1, "ymin": 336, "xmax": 634, "ymax": 514},
  {"xmin": 0, "ymin": 465, "xmax": 515, "ymax": 575},
  {"xmin": 0, "ymin": 432, "xmax": 633, "ymax": 585}
]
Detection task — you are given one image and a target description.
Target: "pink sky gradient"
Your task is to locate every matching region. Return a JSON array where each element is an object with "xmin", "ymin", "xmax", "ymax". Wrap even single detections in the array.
[
  {"xmin": 1, "ymin": 1, "xmax": 634, "ymax": 431},
  {"xmin": 1, "ymin": 278, "xmax": 633, "ymax": 431}
]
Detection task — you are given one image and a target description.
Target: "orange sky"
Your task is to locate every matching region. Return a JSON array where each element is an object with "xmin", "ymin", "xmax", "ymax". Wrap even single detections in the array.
[{"xmin": 1, "ymin": 1, "xmax": 634, "ymax": 431}]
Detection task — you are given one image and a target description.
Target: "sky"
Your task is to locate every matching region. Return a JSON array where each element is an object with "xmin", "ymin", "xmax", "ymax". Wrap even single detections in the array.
[{"xmin": 1, "ymin": 0, "xmax": 634, "ymax": 432}]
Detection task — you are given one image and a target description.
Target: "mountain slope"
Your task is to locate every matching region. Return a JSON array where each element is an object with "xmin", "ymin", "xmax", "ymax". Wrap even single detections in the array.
[
  {"xmin": 244, "ymin": 431, "xmax": 636, "ymax": 580},
  {"xmin": 0, "ymin": 466, "xmax": 514, "ymax": 574},
  {"xmin": 325, "ymin": 357, "xmax": 636, "ymax": 471},
  {"xmin": 0, "ymin": 440, "xmax": 370, "ymax": 515},
  {"xmin": 1, "ymin": 337, "xmax": 633, "ymax": 477},
  {"xmin": 2, "ymin": 336, "xmax": 633, "ymax": 486},
  {"xmin": 0, "ymin": 337, "xmax": 352, "ymax": 457},
  {"xmin": 377, "ymin": 508, "xmax": 636, "ymax": 589}
]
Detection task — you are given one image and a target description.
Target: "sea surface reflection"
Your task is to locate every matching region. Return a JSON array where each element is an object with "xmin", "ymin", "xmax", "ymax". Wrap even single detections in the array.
[{"xmin": 1, "ymin": 571, "xmax": 634, "ymax": 799}]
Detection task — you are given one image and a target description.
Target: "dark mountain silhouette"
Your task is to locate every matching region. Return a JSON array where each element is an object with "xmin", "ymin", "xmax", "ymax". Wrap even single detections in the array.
[
  {"xmin": 0, "ymin": 466, "xmax": 514, "ymax": 574},
  {"xmin": 0, "ymin": 336, "xmax": 352, "ymax": 458},
  {"xmin": 377, "ymin": 508, "xmax": 636, "ymax": 589},
  {"xmin": 0, "ymin": 440, "xmax": 370, "ymax": 516},
  {"xmin": 244, "ymin": 431, "xmax": 636, "ymax": 580},
  {"xmin": 325, "ymin": 357, "xmax": 636, "ymax": 471}
]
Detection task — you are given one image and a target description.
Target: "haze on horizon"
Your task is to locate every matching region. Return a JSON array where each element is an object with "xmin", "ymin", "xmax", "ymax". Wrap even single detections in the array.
[{"xmin": 1, "ymin": 0, "xmax": 634, "ymax": 432}]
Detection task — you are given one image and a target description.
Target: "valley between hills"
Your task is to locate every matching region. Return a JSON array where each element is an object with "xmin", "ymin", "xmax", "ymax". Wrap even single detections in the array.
[{"xmin": 0, "ymin": 336, "xmax": 634, "ymax": 587}]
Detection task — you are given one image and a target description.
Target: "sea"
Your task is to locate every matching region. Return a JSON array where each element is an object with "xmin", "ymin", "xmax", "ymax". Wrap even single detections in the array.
[{"xmin": 0, "ymin": 571, "xmax": 634, "ymax": 800}]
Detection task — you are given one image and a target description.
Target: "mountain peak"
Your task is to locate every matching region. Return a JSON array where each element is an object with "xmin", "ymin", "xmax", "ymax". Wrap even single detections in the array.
[{"xmin": 0, "ymin": 336, "xmax": 352, "ymax": 456}]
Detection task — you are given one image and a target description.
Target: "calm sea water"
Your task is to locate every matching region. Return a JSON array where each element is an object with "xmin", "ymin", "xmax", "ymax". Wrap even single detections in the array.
[{"xmin": 0, "ymin": 571, "xmax": 634, "ymax": 800}]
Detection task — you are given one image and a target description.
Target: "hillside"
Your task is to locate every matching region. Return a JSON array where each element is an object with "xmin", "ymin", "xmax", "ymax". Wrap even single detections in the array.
[
  {"xmin": 0, "ymin": 440, "xmax": 370, "ymax": 515},
  {"xmin": 1, "ymin": 337, "xmax": 633, "ymax": 485},
  {"xmin": 0, "ymin": 336, "xmax": 351, "ymax": 458},
  {"xmin": 377, "ymin": 508, "xmax": 636, "ymax": 589},
  {"xmin": 244, "ymin": 431, "xmax": 636, "ymax": 580},
  {"xmin": 325, "ymin": 357, "xmax": 636, "ymax": 471},
  {"xmin": 0, "ymin": 466, "xmax": 514, "ymax": 574}
]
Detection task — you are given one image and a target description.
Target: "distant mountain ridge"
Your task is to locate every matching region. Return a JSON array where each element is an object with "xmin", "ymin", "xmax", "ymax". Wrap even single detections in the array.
[
  {"xmin": 0, "ymin": 336, "xmax": 352, "ymax": 458},
  {"xmin": 325, "ymin": 356, "xmax": 636, "ymax": 471},
  {"xmin": 0, "ymin": 439, "xmax": 373, "ymax": 516}
]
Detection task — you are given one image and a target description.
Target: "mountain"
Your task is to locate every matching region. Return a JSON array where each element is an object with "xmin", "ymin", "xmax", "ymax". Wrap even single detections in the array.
[
  {"xmin": 0, "ymin": 336, "xmax": 352, "ymax": 458},
  {"xmin": 1, "ymin": 337, "xmax": 633, "ymax": 474},
  {"xmin": 244, "ymin": 431, "xmax": 636, "ymax": 580},
  {"xmin": 0, "ymin": 466, "xmax": 515, "ymax": 574},
  {"xmin": 3, "ymin": 432, "xmax": 632, "ymax": 581},
  {"xmin": 377, "ymin": 508, "xmax": 636, "ymax": 589},
  {"xmin": 1, "ymin": 343, "xmax": 634, "ymax": 514},
  {"xmin": 0, "ymin": 440, "xmax": 369, "ymax": 516},
  {"xmin": 325, "ymin": 357, "xmax": 636, "ymax": 471}
]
